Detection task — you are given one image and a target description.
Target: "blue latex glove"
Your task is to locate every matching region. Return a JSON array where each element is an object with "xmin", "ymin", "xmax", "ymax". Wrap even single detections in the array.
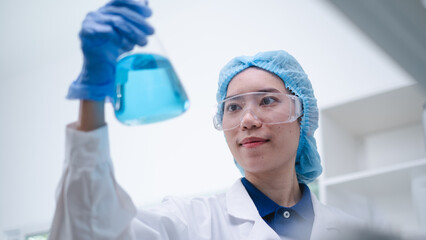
[{"xmin": 67, "ymin": 0, "xmax": 155, "ymax": 101}]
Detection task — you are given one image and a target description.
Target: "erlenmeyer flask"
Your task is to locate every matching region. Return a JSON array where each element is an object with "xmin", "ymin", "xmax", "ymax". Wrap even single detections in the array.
[{"xmin": 114, "ymin": 8, "xmax": 189, "ymax": 125}]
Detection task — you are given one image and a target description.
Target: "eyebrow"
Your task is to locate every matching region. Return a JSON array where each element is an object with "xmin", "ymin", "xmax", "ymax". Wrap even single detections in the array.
[{"xmin": 225, "ymin": 88, "xmax": 281, "ymax": 100}]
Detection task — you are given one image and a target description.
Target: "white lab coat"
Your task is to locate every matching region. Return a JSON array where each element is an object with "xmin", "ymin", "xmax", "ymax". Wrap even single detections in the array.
[{"xmin": 48, "ymin": 126, "xmax": 358, "ymax": 240}]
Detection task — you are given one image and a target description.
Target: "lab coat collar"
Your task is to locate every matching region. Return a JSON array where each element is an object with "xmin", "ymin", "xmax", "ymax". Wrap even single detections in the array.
[
  {"xmin": 310, "ymin": 191, "xmax": 341, "ymax": 239},
  {"xmin": 241, "ymin": 178, "xmax": 314, "ymax": 222},
  {"xmin": 226, "ymin": 178, "xmax": 343, "ymax": 240},
  {"xmin": 226, "ymin": 178, "xmax": 258, "ymax": 221},
  {"xmin": 240, "ymin": 177, "xmax": 277, "ymax": 217},
  {"xmin": 226, "ymin": 178, "xmax": 279, "ymax": 239}
]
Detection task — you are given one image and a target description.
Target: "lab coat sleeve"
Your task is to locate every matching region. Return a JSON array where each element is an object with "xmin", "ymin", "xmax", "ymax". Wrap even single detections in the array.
[
  {"xmin": 49, "ymin": 125, "xmax": 137, "ymax": 240},
  {"xmin": 49, "ymin": 126, "xmax": 194, "ymax": 240}
]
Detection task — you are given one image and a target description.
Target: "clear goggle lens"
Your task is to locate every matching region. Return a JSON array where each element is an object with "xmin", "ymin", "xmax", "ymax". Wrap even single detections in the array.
[{"xmin": 213, "ymin": 92, "xmax": 302, "ymax": 131}]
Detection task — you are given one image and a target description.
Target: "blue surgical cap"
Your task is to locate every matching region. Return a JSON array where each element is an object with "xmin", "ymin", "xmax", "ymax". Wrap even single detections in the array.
[{"xmin": 217, "ymin": 50, "xmax": 322, "ymax": 184}]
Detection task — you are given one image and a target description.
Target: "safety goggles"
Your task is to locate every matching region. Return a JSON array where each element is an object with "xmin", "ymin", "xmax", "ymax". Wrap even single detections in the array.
[{"xmin": 213, "ymin": 92, "xmax": 302, "ymax": 131}]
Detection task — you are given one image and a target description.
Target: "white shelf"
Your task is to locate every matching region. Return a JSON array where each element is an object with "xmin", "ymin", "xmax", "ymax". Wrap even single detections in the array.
[
  {"xmin": 321, "ymin": 84, "xmax": 426, "ymax": 136},
  {"xmin": 324, "ymin": 158, "xmax": 426, "ymax": 187},
  {"xmin": 323, "ymin": 159, "xmax": 426, "ymax": 230},
  {"xmin": 320, "ymin": 84, "xmax": 426, "ymax": 178},
  {"xmin": 324, "ymin": 158, "xmax": 426, "ymax": 198},
  {"xmin": 319, "ymin": 84, "xmax": 426, "ymax": 231}
]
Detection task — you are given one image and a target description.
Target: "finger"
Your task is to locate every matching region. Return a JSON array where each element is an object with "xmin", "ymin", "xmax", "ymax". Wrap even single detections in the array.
[
  {"xmin": 80, "ymin": 12, "xmax": 119, "ymax": 45},
  {"xmin": 81, "ymin": 17, "xmax": 138, "ymax": 55},
  {"xmin": 100, "ymin": 5, "xmax": 154, "ymax": 35},
  {"xmin": 105, "ymin": 0, "xmax": 152, "ymax": 18},
  {"xmin": 91, "ymin": 11, "xmax": 149, "ymax": 46},
  {"xmin": 120, "ymin": 37, "xmax": 136, "ymax": 52}
]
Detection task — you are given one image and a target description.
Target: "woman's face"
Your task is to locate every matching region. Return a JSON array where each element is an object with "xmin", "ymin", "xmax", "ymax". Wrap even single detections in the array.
[{"xmin": 224, "ymin": 67, "xmax": 300, "ymax": 176}]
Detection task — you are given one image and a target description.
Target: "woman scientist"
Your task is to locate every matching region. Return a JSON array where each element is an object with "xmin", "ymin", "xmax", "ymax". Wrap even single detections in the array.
[{"xmin": 49, "ymin": 0, "xmax": 358, "ymax": 239}]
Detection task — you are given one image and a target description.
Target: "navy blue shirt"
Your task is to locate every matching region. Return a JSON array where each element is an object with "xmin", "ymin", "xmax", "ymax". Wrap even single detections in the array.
[{"xmin": 241, "ymin": 178, "xmax": 315, "ymax": 239}]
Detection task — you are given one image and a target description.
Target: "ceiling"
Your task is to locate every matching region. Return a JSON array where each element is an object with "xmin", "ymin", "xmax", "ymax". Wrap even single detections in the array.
[{"xmin": 327, "ymin": 0, "xmax": 426, "ymax": 91}]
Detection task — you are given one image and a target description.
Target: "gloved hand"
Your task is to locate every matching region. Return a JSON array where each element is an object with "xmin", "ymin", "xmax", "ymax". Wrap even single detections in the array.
[{"xmin": 67, "ymin": 0, "xmax": 154, "ymax": 101}]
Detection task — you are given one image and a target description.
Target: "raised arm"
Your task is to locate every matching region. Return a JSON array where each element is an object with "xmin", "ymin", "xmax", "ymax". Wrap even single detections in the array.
[
  {"xmin": 72, "ymin": 100, "xmax": 106, "ymax": 132},
  {"xmin": 49, "ymin": 1, "xmax": 155, "ymax": 239}
]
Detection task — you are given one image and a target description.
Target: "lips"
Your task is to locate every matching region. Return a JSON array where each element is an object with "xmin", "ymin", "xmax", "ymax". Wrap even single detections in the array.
[{"xmin": 240, "ymin": 137, "xmax": 269, "ymax": 148}]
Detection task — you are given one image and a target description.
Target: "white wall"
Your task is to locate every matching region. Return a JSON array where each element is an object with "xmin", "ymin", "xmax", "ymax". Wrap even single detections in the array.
[{"xmin": 0, "ymin": 0, "xmax": 415, "ymax": 235}]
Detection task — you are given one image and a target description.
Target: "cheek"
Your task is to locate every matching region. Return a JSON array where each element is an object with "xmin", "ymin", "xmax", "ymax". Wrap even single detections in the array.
[
  {"xmin": 290, "ymin": 125, "xmax": 300, "ymax": 139},
  {"xmin": 276, "ymin": 124, "xmax": 300, "ymax": 145},
  {"xmin": 224, "ymin": 132, "xmax": 236, "ymax": 150}
]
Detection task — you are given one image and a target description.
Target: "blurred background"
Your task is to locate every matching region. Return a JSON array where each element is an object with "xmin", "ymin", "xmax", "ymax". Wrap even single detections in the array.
[{"xmin": 1, "ymin": 0, "xmax": 425, "ymax": 239}]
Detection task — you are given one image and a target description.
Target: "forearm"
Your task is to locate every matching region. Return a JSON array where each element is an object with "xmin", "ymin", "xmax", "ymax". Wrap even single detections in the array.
[{"xmin": 74, "ymin": 100, "xmax": 106, "ymax": 132}]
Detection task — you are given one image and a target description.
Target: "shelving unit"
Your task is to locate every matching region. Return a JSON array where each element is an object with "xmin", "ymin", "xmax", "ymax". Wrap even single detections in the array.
[{"xmin": 318, "ymin": 84, "xmax": 426, "ymax": 232}]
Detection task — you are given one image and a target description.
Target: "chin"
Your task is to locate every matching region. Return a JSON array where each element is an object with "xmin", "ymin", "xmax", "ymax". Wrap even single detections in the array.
[
  {"xmin": 239, "ymin": 158, "xmax": 274, "ymax": 173},
  {"xmin": 239, "ymin": 155, "xmax": 296, "ymax": 175}
]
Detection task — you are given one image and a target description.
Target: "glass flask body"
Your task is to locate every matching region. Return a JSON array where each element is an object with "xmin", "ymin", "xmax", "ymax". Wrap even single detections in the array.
[{"xmin": 114, "ymin": 37, "xmax": 189, "ymax": 125}]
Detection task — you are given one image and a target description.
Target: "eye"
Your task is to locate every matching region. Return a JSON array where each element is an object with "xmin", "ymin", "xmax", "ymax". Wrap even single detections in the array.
[
  {"xmin": 226, "ymin": 103, "xmax": 242, "ymax": 113},
  {"xmin": 260, "ymin": 96, "xmax": 277, "ymax": 105}
]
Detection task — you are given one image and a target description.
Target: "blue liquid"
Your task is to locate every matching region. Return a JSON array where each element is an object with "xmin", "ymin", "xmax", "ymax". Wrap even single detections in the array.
[{"xmin": 114, "ymin": 53, "xmax": 189, "ymax": 125}]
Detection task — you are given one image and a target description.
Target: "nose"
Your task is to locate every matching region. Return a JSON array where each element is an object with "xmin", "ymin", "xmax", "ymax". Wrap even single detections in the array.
[{"xmin": 240, "ymin": 110, "xmax": 262, "ymax": 130}]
